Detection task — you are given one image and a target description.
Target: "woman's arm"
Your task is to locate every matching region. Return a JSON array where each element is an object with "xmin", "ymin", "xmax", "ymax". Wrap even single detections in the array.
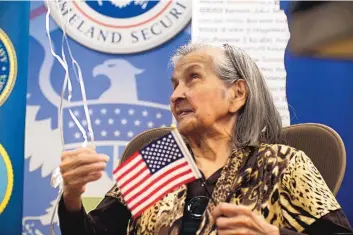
[
  {"xmin": 279, "ymin": 150, "xmax": 352, "ymax": 235},
  {"xmin": 58, "ymin": 195, "xmax": 131, "ymax": 235}
]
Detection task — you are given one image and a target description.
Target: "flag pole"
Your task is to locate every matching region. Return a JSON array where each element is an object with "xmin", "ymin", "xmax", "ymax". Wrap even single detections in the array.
[
  {"xmin": 170, "ymin": 127, "xmax": 217, "ymax": 205},
  {"xmin": 171, "ymin": 127, "xmax": 202, "ymax": 179}
]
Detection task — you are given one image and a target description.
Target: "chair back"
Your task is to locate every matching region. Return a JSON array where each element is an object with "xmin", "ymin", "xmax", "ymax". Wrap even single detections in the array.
[
  {"xmin": 281, "ymin": 123, "xmax": 346, "ymax": 195},
  {"xmin": 119, "ymin": 123, "xmax": 346, "ymax": 195}
]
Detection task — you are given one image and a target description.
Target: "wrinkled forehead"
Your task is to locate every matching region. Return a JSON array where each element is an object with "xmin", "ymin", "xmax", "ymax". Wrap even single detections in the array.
[{"xmin": 172, "ymin": 48, "xmax": 225, "ymax": 76}]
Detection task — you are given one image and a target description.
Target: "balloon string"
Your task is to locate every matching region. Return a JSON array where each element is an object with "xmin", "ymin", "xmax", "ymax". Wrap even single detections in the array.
[
  {"xmin": 45, "ymin": 1, "xmax": 96, "ymax": 234},
  {"xmin": 55, "ymin": 0, "xmax": 95, "ymax": 147}
]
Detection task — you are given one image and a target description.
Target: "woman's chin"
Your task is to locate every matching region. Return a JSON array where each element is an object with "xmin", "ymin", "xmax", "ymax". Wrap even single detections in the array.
[{"xmin": 176, "ymin": 120, "xmax": 199, "ymax": 136}]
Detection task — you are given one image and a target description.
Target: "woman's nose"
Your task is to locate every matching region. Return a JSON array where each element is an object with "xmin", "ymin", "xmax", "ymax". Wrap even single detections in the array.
[{"xmin": 170, "ymin": 84, "xmax": 186, "ymax": 104}]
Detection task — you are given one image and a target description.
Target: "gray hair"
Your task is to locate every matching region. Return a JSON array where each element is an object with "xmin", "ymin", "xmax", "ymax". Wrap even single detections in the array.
[{"xmin": 170, "ymin": 42, "xmax": 282, "ymax": 148}]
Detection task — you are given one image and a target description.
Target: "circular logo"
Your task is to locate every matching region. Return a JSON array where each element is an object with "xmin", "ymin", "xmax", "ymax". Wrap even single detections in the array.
[
  {"xmin": 0, "ymin": 28, "xmax": 17, "ymax": 106},
  {"xmin": 0, "ymin": 144, "xmax": 14, "ymax": 214},
  {"xmin": 47, "ymin": 0, "xmax": 192, "ymax": 54}
]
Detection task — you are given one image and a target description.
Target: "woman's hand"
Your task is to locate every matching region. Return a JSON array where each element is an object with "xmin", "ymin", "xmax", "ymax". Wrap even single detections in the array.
[
  {"xmin": 212, "ymin": 203, "xmax": 280, "ymax": 235},
  {"xmin": 60, "ymin": 147, "xmax": 109, "ymax": 211}
]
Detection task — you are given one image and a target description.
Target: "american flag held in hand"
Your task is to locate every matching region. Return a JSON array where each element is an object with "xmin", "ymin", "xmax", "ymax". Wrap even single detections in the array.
[{"xmin": 113, "ymin": 128, "xmax": 202, "ymax": 218}]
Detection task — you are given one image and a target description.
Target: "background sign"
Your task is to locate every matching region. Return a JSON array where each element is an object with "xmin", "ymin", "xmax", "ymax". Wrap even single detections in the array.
[
  {"xmin": 24, "ymin": 1, "xmax": 191, "ymax": 234},
  {"xmin": 0, "ymin": 2, "xmax": 30, "ymax": 235}
]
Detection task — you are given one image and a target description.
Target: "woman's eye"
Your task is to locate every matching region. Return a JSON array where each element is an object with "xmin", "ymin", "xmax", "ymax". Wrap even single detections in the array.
[{"xmin": 191, "ymin": 73, "xmax": 200, "ymax": 79}]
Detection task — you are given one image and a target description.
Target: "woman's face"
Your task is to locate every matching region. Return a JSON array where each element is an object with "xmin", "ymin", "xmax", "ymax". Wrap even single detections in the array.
[{"xmin": 170, "ymin": 50, "xmax": 235, "ymax": 136}]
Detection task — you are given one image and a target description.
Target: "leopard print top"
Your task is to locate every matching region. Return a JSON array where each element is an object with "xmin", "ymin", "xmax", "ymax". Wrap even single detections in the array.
[{"xmin": 106, "ymin": 144, "xmax": 340, "ymax": 235}]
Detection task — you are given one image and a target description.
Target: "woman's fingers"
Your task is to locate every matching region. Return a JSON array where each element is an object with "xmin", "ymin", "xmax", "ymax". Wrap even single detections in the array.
[
  {"xmin": 65, "ymin": 171, "xmax": 103, "ymax": 187},
  {"xmin": 212, "ymin": 203, "xmax": 253, "ymax": 218},
  {"xmin": 62, "ymin": 161, "xmax": 107, "ymax": 183},
  {"xmin": 60, "ymin": 147, "xmax": 110, "ymax": 197},
  {"xmin": 216, "ymin": 215, "xmax": 253, "ymax": 229},
  {"xmin": 212, "ymin": 203, "xmax": 279, "ymax": 235},
  {"xmin": 218, "ymin": 228, "xmax": 254, "ymax": 235},
  {"xmin": 60, "ymin": 152, "xmax": 109, "ymax": 173},
  {"xmin": 61, "ymin": 147, "xmax": 95, "ymax": 160}
]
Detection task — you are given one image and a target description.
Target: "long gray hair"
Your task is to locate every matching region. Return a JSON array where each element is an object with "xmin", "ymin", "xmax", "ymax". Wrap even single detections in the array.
[{"xmin": 170, "ymin": 42, "xmax": 282, "ymax": 148}]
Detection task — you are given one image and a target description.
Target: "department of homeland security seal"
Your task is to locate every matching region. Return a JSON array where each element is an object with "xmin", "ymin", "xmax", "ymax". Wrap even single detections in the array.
[
  {"xmin": 0, "ymin": 144, "xmax": 13, "ymax": 214},
  {"xmin": 0, "ymin": 28, "xmax": 17, "ymax": 106},
  {"xmin": 46, "ymin": 0, "xmax": 192, "ymax": 54}
]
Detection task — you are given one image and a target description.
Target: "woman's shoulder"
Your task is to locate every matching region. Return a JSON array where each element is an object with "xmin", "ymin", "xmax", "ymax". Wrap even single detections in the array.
[
  {"xmin": 256, "ymin": 143, "xmax": 317, "ymax": 174},
  {"xmin": 257, "ymin": 143, "xmax": 304, "ymax": 161}
]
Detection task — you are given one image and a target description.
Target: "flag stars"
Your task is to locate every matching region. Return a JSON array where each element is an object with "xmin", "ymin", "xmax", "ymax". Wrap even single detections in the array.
[
  {"xmin": 127, "ymin": 131, "xmax": 134, "ymax": 137},
  {"xmin": 156, "ymin": 113, "xmax": 162, "ymax": 119},
  {"xmin": 26, "ymin": 93, "xmax": 31, "ymax": 99},
  {"xmin": 74, "ymin": 132, "xmax": 81, "ymax": 139},
  {"xmin": 134, "ymin": 120, "xmax": 141, "ymax": 126},
  {"xmin": 121, "ymin": 119, "xmax": 127, "ymax": 125},
  {"xmin": 142, "ymin": 110, "xmax": 148, "ymax": 117},
  {"xmin": 1, "ymin": 66, "xmax": 6, "ymax": 71},
  {"xmin": 68, "ymin": 121, "xmax": 75, "ymax": 128},
  {"xmin": 101, "ymin": 130, "xmax": 107, "ymax": 137},
  {"xmin": 128, "ymin": 109, "xmax": 135, "ymax": 115},
  {"xmin": 114, "ymin": 130, "xmax": 120, "ymax": 137},
  {"xmin": 82, "ymin": 120, "xmax": 87, "ymax": 126},
  {"xmin": 89, "ymin": 109, "xmax": 93, "ymax": 115},
  {"xmin": 114, "ymin": 108, "xmax": 120, "ymax": 115},
  {"xmin": 100, "ymin": 108, "xmax": 107, "ymax": 115},
  {"xmin": 95, "ymin": 119, "xmax": 101, "ymax": 125},
  {"xmin": 73, "ymin": 110, "xmax": 80, "ymax": 117},
  {"xmin": 148, "ymin": 122, "xmax": 154, "ymax": 128},
  {"xmin": 108, "ymin": 118, "xmax": 114, "ymax": 125}
]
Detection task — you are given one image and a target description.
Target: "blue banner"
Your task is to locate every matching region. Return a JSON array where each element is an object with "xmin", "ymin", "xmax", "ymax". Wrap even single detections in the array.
[
  {"xmin": 23, "ymin": 1, "xmax": 191, "ymax": 234},
  {"xmin": 281, "ymin": 2, "xmax": 353, "ymax": 223},
  {"xmin": 0, "ymin": 1, "xmax": 30, "ymax": 234}
]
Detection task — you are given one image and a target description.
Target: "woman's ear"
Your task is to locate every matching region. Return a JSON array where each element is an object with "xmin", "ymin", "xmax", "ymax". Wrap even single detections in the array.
[{"xmin": 228, "ymin": 79, "xmax": 248, "ymax": 113}]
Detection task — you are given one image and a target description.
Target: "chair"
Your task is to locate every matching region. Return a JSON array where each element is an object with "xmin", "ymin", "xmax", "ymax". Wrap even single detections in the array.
[
  {"xmin": 281, "ymin": 123, "xmax": 346, "ymax": 195},
  {"xmin": 119, "ymin": 127, "xmax": 174, "ymax": 163},
  {"xmin": 118, "ymin": 124, "xmax": 346, "ymax": 195}
]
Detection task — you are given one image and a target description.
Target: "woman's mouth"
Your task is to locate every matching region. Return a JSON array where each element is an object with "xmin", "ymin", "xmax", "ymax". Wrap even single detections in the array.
[{"xmin": 176, "ymin": 109, "xmax": 193, "ymax": 119}]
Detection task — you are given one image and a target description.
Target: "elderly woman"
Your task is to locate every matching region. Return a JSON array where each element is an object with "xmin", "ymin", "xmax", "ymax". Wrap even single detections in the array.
[{"xmin": 58, "ymin": 43, "xmax": 352, "ymax": 235}]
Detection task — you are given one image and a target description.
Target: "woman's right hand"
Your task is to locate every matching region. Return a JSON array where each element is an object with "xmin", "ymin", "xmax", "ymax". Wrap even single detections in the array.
[{"xmin": 60, "ymin": 147, "xmax": 109, "ymax": 211}]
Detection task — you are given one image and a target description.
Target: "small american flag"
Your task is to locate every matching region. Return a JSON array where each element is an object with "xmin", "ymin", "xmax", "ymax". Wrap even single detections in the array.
[{"xmin": 113, "ymin": 128, "xmax": 201, "ymax": 218}]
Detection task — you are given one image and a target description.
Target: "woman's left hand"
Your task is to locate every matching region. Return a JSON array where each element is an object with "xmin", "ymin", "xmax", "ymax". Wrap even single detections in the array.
[{"xmin": 212, "ymin": 203, "xmax": 280, "ymax": 235}]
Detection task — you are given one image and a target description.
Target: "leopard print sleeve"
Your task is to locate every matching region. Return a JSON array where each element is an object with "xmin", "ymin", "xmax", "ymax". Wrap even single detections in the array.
[
  {"xmin": 106, "ymin": 183, "xmax": 127, "ymax": 206},
  {"xmin": 279, "ymin": 149, "xmax": 341, "ymax": 232}
]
